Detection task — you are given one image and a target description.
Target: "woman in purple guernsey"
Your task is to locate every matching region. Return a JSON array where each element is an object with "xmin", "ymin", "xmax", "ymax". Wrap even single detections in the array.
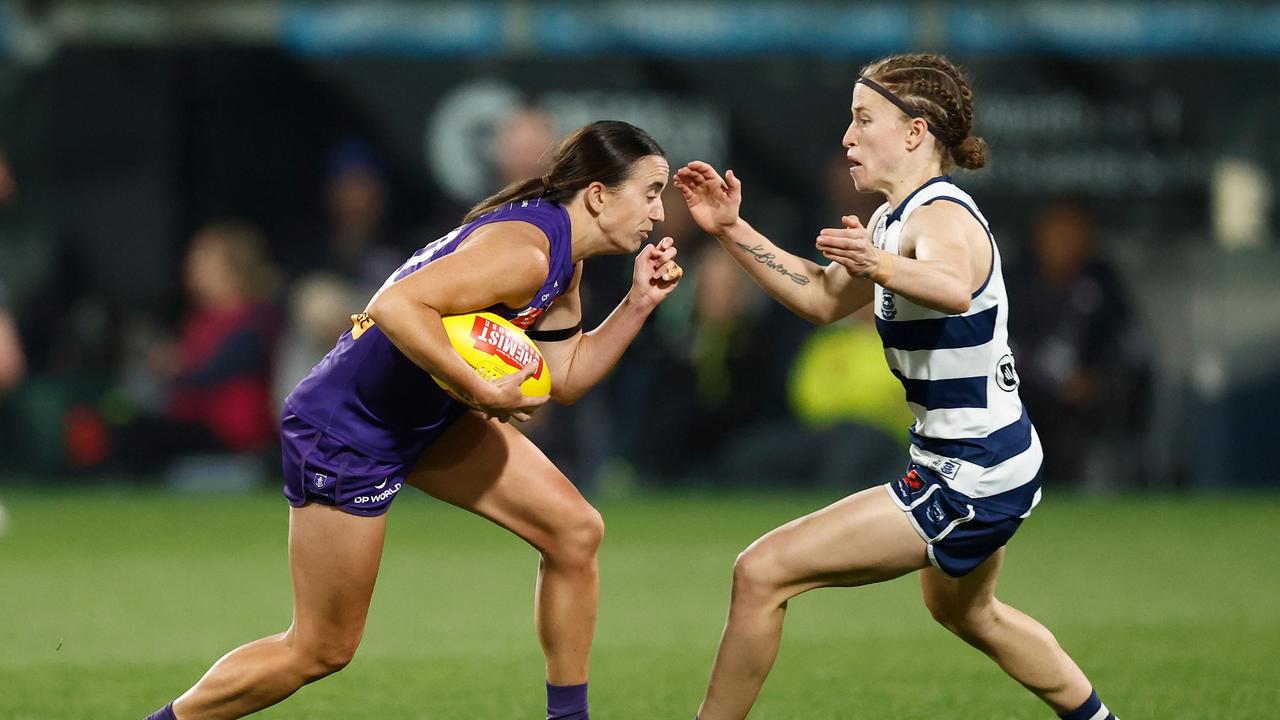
[{"xmin": 146, "ymin": 121, "xmax": 680, "ymax": 720}]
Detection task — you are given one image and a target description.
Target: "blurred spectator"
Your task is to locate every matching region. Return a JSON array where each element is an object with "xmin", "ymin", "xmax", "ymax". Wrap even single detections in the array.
[
  {"xmin": 296, "ymin": 138, "xmax": 404, "ymax": 298},
  {"xmin": 491, "ymin": 106, "xmax": 556, "ymax": 188},
  {"xmin": 0, "ymin": 150, "xmax": 27, "ymax": 396},
  {"xmin": 788, "ymin": 305, "xmax": 913, "ymax": 436},
  {"xmin": 0, "ymin": 279, "xmax": 25, "ymax": 396},
  {"xmin": 1008, "ymin": 200, "xmax": 1153, "ymax": 488},
  {"xmin": 78, "ymin": 220, "xmax": 282, "ymax": 473},
  {"xmin": 274, "ymin": 272, "xmax": 359, "ymax": 405},
  {"xmin": 0, "ymin": 147, "xmax": 16, "ymax": 206}
]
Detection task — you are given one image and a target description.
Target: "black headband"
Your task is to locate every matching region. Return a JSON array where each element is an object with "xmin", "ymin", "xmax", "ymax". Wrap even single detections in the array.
[{"xmin": 856, "ymin": 76, "xmax": 945, "ymax": 142}]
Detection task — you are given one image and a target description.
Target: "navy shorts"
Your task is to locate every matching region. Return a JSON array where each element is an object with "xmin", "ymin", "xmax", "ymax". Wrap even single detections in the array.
[
  {"xmin": 885, "ymin": 464, "xmax": 1041, "ymax": 578},
  {"xmin": 281, "ymin": 413, "xmax": 416, "ymax": 517}
]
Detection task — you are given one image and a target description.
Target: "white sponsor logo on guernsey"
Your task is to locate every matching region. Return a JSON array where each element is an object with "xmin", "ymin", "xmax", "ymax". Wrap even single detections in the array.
[
  {"xmin": 354, "ymin": 482, "xmax": 402, "ymax": 505},
  {"xmin": 374, "ymin": 479, "xmax": 387, "ymax": 489}
]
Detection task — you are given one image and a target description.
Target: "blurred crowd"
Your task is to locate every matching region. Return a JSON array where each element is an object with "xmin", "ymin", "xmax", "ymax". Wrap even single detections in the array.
[{"xmin": 0, "ymin": 104, "xmax": 1154, "ymax": 493}]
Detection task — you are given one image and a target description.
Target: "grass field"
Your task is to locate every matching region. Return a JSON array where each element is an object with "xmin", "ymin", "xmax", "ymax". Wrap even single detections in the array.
[{"xmin": 1, "ymin": 487, "xmax": 1278, "ymax": 719}]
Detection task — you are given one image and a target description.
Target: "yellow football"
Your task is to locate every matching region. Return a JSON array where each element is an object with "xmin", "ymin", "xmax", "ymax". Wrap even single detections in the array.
[{"xmin": 432, "ymin": 312, "xmax": 551, "ymax": 405}]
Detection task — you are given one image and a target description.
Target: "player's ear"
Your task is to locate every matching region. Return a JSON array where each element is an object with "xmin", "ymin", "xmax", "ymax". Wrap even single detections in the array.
[
  {"xmin": 584, "ymin": 181, "xmax": 607, "ymax": 215},
  {"xmin": 905, "ymin": 117, "xmax": 928, "ymax": 151}
]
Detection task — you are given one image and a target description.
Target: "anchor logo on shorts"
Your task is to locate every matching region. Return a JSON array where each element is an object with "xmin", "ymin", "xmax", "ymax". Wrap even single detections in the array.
[{"xmin": 314, "ymin": 473, "xmax": 327, "ymax": 489}]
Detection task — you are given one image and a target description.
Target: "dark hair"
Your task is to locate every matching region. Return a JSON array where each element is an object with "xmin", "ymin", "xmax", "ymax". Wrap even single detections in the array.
[
  {"xmin": 860, "ymin": 53, "xmax": 988, "ymax": 171},
  {"xmin": 464, "ymin": 120, "xmax": 666, "ymax": 223}
]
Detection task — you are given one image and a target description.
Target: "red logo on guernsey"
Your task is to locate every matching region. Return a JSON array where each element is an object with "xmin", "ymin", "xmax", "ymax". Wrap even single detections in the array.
[
  {"xmin": 470, "ymin": 316, "xmax": 544, "ymax": 379},
  {"xmin": 509, "ymin": 306, "xmax": 545, "ymax": 329},
  {"xmin": 902, "ymin": 468, "xmax": 925, "ymax": 491}
]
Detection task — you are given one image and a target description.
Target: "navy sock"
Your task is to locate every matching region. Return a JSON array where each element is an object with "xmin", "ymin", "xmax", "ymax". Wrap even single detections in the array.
[
  {"xmin": 1058, "ymin": 689, "xmax": 1116, "ymax": 720},
  {"xmin": 546, "ymin": 681, "xmax": 589, "ymax": 720},
  {"xmin": 144, "ymin": 701, "xmax": 177, "ymax": 720}
]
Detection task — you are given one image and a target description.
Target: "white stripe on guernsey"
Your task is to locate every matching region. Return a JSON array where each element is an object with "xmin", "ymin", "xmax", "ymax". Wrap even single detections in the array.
[
  {"xmin": 912, "ymin": 405, "xmax": 997, "ymax": 440},
  {"xmin": 911, "ymin": 394, "xmax": 1024, "ymax": 440},
  {"xmin": 910, "ymin": 403, "xmax": 987, "ymax": 439},
  {"xmin": 908, "ymin": 429, "xmax": 1043, "ymax": 499},
  {"xmin": 877, "ymin": 280, "xmax": 1002, "ymax": 322},
  {"xmin": 887, "ymin": 342, "xmax": 996, "ymax": 381}
]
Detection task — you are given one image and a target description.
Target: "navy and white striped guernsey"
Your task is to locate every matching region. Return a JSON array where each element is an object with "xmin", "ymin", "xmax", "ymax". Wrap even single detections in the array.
[{"xmin": 872, "ymin": 176, "xmax": 1043, "ymax": 511}]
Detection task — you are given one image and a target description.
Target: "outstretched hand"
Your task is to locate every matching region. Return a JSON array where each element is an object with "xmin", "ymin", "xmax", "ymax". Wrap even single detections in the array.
[{"xmin": 673, "ymin": 161, "xmax": 743, "ymax": 235}]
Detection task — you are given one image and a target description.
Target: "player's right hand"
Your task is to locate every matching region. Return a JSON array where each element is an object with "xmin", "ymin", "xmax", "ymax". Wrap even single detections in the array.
[
  {"xmin": 816, "ymin": 215, "xmax": 880, "ymax": 279},
  {"xmin": 674, "ymin": 161, "xmax": 743, "ymax": 235},
  {"xmin": 471, "ymin": 361, "xmax": 550, "ymax": 423}
]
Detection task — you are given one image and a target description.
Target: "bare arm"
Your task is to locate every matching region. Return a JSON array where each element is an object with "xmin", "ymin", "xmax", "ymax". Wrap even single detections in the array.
[
  {"xmin": 533, "ymin": 238, "xmax": 681, "ymax": 404},
  {"xmin": 674, "ymin": 161, "xmax": 875, "ymax": 324},
  {"xmin": 818, "ymin": 201, "xmax": 978, "ymax": 315},
  {"xmin": 365, "ymin": 221, "xmax": 551, "ymax": 419}
]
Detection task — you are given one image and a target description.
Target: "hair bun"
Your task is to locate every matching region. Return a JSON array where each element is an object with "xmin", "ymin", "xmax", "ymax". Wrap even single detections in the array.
[{"xmin": 950, "ymin": 135, "xmax": 988, "ymax": 171}]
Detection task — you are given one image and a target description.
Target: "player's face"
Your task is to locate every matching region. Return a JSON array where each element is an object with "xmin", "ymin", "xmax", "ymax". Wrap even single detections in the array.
[
  {"xmin": 842, "ymin": 85, "xmax": 911, "ymax": 193},
  {"xmin": 599, "ymin": 155, "xmax": 669, "ymax": 253}
]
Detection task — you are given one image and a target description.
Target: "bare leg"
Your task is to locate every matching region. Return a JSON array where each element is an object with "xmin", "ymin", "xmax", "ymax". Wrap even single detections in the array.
[
  {"xmin": 920, "ymin": 549, "xmax": 1095, "ymax": 713},
  {"xmin": 408, "ymin": 411, "xmax": 602, "ymax": 685},
  {"xmin": 170, "ymin": 504, "xmax": 387, "ymax": 719},
  {"xmin": 697, "ymin": 486, "xmax": 929, "ymax": 720}
]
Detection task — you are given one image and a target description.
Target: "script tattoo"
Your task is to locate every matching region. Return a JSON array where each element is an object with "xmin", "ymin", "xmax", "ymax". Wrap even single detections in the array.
[{"xmin": 735, "ymin": 243, "xmax": 811, "ymax": 285}]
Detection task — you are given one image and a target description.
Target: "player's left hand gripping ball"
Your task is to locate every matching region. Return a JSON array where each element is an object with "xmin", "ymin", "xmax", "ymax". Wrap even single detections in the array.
[{"xmin": 432, "ymin": 312, "xmax": 550, "ymax": 407}]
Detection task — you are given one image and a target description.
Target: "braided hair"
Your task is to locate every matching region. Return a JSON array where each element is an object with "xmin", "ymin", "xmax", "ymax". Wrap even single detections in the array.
[{"xmin": 860, "ymin": 54, "xmax": 988, "ymax": 171}]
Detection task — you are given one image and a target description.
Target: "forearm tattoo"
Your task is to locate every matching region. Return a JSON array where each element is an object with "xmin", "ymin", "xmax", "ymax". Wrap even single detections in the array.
[{"xmin": 735, "ymin": 242, "xmax": 811, "ymax": 285}]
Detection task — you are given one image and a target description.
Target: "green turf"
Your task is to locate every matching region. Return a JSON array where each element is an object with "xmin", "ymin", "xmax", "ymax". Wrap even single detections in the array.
[{"xmin": 1, "ymin": 487, "xmax": 1278, "ymax": 719}]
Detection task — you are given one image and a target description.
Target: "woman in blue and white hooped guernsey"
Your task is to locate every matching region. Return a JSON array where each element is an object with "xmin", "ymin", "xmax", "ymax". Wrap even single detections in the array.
[{"xmin": 675, "ymin": 53, "xmax": 1119, "ymax": 720}]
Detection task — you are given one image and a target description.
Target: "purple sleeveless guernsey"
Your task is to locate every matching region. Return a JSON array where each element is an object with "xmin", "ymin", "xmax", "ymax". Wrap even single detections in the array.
[{"xmin": 281, "ymin": 200, "xmax": 574, "ymax": 512}]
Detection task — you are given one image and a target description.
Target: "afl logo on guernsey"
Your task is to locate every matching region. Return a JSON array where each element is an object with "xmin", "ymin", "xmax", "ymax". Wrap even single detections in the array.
[
  {"xmin": 880, "ymin": 289, "xmax": 898, "ymax": 319},
  {"xmin": 996, "ymin": 353, "xmax": 1020, "ymax": 392}
]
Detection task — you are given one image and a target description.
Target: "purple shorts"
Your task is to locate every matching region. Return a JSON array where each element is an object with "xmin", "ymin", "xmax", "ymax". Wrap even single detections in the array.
[{"xmin": 281, "ymin": 412, "xmax": 416, "ymax": 517}]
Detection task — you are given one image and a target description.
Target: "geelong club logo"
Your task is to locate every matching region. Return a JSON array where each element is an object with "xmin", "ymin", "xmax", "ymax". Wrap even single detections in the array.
[{"xmin": 880, "ymin": 290, "xmax": 897, "ymax": 319}]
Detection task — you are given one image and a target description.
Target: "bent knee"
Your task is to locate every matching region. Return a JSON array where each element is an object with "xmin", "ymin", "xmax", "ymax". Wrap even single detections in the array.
[
  {"xmin": 927, "ymin": 599, "xmax": 998, "ymax": 640},
  {"xmin": 543, "ymin": 503, "xmax": 604, "ymax": 568},
  {"xmin": 731, "ymin": 545, "xmax": 784, "ymax": 601},
  {"xmin": 295, "ymin": 635, "xmax": 362, "ymax": 680}
]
